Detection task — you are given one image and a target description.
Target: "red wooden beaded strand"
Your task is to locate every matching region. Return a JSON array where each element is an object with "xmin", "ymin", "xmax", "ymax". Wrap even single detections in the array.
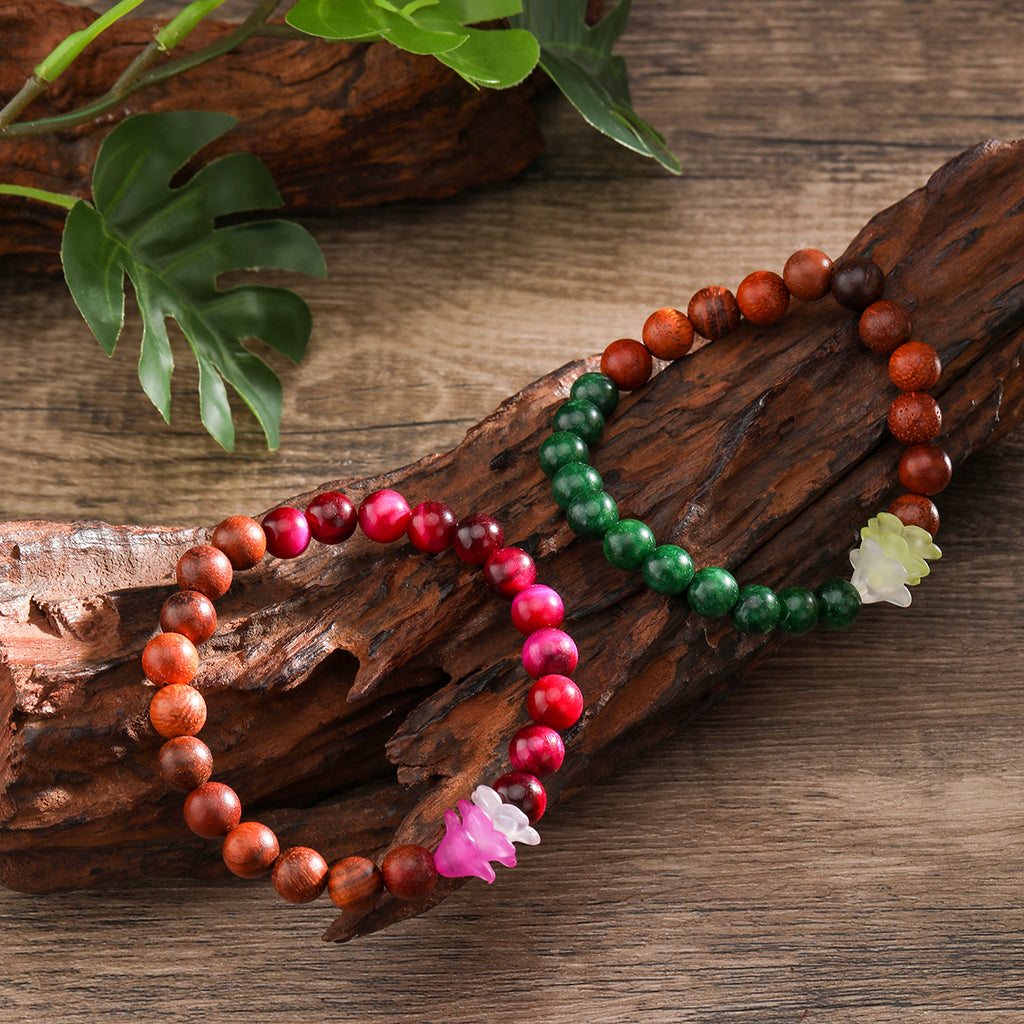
[
  {"xmin": 782, "ymin": 248, "xmax": 833, "ymax": 301},
  {"xmin": 642, "ymin": 308, "xmax": 694, "ymax": 359},
  {"xmin": 688, "ymin": 285, "xmax": 741, "ymax": 340},
  {"xmin": 600, "ymin": 338, "xmax": 653, "ymax": 390}
]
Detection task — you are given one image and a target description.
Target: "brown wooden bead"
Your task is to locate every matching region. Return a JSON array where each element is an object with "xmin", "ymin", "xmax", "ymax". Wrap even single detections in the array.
[
  {"xmin": 142, "ymin": 631, "xmax": 199, "ymax": 687},
  {"xmin": 211, "ymin": 515, "xmax": 267, "ymax": 570},
  {"xmin": 736, "ymin": 270, "xmax": 790, "ymax": 325},
  {"xmin": 328, "ymin": 856, "xmax": 384, "ymax": 914},
  {"xmin": 858, "ymin": 300, "xmax": 912, "ymax": 354},
  {"xmin": 898, "ymin": 443, "xmax": 952, "ymax": 495},
  {"xmin": 600, "ymin": 338, "xmax": 653, "ymax": 391},
  {"xmin": 272, "ymin": 846, "xmax": 329, "ymax": 903},
  {"xmin": 150, "ymin": 683, "xmax": 207, "ymax": 739},
  {"xmin": 157, "ymin": 735, "xmax": 214, "ymax": 792},
  {"xmin": 687, "ymin": 285, "xmax": 741, "ymax": 340},
  {"xmin": 223, "ymin": 821, "xmax": 279, "ymax": 878},
  {"xmin": 184, "ymin": 781, "xmax": 241, "ymax": 839},
  {"xmin": 177, "ymin": 544, "xmax": 233, "ymax": 600},
  {"xmin": 831, "ymin": 256, "xmax": 885, "ymax": 311},
  {"xmin": 782, "ymin": 248, "xmax": 833, "ymax": 301},
  {"xmin": 160, "ymin": 589, "xmax": 217, "ymax": 645},
  {"xmin": 889, "ymin": 340, "xmax": 941, "ymax": 391},
  {"xmin": 889, "ymin": 493, "xmax": 940, "ymax": 536},
  {"xmin": 888, "ymin": 392, "xmax": 942, "ymax": 444},
  {"xmin": 641, "ymin": 307, "xmax": 694, "ymax": 359},
  {"xmin": 380, "ymin": 844, "xmax": 437, "ymax": 901}
]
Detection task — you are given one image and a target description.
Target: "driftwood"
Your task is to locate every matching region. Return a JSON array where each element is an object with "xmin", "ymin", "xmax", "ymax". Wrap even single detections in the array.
[{"xmin": 1, "ymin": 139, "xmax": 1023, "ymax": 943}]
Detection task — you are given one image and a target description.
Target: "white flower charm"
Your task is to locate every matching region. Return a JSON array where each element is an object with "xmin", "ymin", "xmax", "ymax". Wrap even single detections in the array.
[
  {"xmin": 472, "ymin": 785, "xmax": 540, "ymax": 846},
  {"xmin": 861, "ymin": 512, "xmax": 941, "ymax": 585},
  {"xmin": 849, "ymin": 536, "xmax": 912, "ymax": 607}
]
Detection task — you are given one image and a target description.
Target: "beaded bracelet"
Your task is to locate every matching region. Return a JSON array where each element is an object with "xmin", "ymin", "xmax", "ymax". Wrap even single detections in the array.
[
  {"xmin": 143, "ymin": 489, "xmax": 582, "ymax": 912},
  {"xmin": 538, "ymin": 249, "xmax": 946, "ymax": 633}
]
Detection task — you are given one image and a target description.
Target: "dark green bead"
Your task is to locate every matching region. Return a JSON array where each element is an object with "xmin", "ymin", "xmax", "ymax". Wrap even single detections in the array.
[
  {"xmin": 551, "ymin": 462, "xmax": 603, "ymax": 510},
  {"xmin": 552, "ymin": 398, "xmax": 604, "ymax": 445},
  {"xmin": 539, "ymin": 431, "xmax": 589, "ymax": 478},
  {"xmin": 686, "ymin": 566, "xmax": 739, "ymax": 618},
  {"xmin": 566, "ymin": 491, "xmax": 619, "ymax": 539},
  {"xmin": 603, "ymin": 519, "xmax": 656, "ymax": 571},
  {"xmin": 731, "ymin": 584, "xmax": 781, "ymax": 635},
  {"xmin": 815, "ymin": 578, "xmax": 862, "ymax": 629},
  {"xmin": 642, "ymin": 544, "xmax": 695, "ymax": 595},
  {"xmin": 570, "ymin": 372, "xmax": 620, "ymax": 417},
  {"xmin": 777, "ymin": 586, "xmax": 819, "ymax": 636}
]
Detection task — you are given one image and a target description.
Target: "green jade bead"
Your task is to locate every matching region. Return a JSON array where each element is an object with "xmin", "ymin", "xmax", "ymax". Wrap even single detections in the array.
[
  {"xmin": 777, "ymin": 586, "xmax": 819, "ymax": 636},
  {"xmin": 539, "ymin": 431, "xmax": 589, "ymax": 478},
  {"xmin": 567, "ymin": 491, "xmax": 619, "ymax": 539},
  {"xmin": 570, "ymin": 372, "xmax": 620, "ymax": 417},
  {"xmin": 642, "ymin": 544, "xmax": 695, "ymax": 595},
  {"xmin": 603, "ymin": 519, "xmax": 656, "ymax": 571},
  {"xmin": 686, "ymin": 566, "xmax": 739, "ymax": 618},
  {"xmin": 552, "ymin": 398, "xmax": 604, "ymax": 445},
  {"xmin": 815, "ymin": 578, "xmax": 862, "ymax": 629},
  {"xmin": 551, "ymin": 463, "xmax": 603, "ymax": 511},
  {"xmin": 731, "ymin": 584, "xmax": 781, "ymax": 635}
]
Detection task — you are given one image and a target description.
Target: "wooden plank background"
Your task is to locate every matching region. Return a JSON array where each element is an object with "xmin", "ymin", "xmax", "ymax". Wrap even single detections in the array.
[{"xmin": 3, "ymin": 1, "xmax": 1024, "ymax": 1020}]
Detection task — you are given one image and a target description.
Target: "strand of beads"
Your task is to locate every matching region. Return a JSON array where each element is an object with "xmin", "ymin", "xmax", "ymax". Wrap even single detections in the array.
[
  {"xmin": 538, "ymin": 249, "xmax": 945, "ymax": 637},
  {"xmin": 142, "ymin": 488, "xmax": 584, "ymax": 914}
]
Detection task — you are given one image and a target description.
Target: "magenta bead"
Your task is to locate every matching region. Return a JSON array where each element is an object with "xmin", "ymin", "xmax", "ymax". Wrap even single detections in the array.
[
  {"xmin": 358, "ymin": 489, "xmax": 412, "ymax": 543},
  {"xmin": 262, "ymin": 506, "xmax": 311, "ymax": 559},
  {"xmin": 493, "ymin": 771, "xmax": 547, "ymax": 824},
  {"xmin": 526, "ymin": 674, "xmax": 583, "ymax": 730},
  {"xmin": 408, "ymin": 501, "xmax": 458, "ymax": 553},
  {"xmin": 509, "ymin": 725, "xmax": 565, "ymax": 777},
  {"xmin": 522, "ymin": 627, "xmax": 578, "ymax": 679},
  {"xmin": 482, "ymin": 547, "xmax": 537, "ymax": 599},
  {"xmin": 305, "ymin": 491, "xmax": 356, "ymax": 544},
  {"xmin": 453, "ymin": 513, "xmax": 504, "ymax": 565},
  {"xmin": 510, "ymin": 585, "xmax": 564, "ymax": 635}
]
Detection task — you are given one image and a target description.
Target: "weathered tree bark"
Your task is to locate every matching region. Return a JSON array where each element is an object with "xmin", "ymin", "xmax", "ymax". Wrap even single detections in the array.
[{"xmin": 1, "ymin": 139, "xmax": 1023, "ymax": 943}]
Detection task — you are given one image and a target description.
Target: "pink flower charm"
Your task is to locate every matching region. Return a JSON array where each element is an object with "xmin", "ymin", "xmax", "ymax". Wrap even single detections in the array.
[{"xmin": 434, "ymin": 800, "xmax": 517, "ymax": 884}]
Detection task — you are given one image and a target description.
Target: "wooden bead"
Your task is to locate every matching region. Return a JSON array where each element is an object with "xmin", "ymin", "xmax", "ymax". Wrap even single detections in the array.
[
  {"xmin": 272, "ymin": 846, "xmax": 329, "ymax": 903},
  {"xmin": 898, "ymin": 443, "xmax": 952, "ymax": 495},
  {"xmin": 888, "ymin": 392, "xmax": 942, "ymax": 444},
  {"xmin": 211, "ymin": 515, "xmax": 267, "ymax": 570},
  {"xmin": 380, "ymin": 844, "xmax": 437, "ymax": 901},
  {"xmin": 177, "ymin": 544, "xmax": 233, "ymax": 600},
  {"xmin": 641, "ymin": 308, "xmax": 694, "ymax": 359},
  {"xmin": 889, "ymin": 493, "xmax": 940, "ymax": 536},
  {"xmin": 157, "ymin": 735, "xmax": 213, "ymax": 792},
  {"xmin": 223, "ymin": 821, "xmax": 279, "ymax": 878},
  {"xmin": 736, "ymin": 270, "xmax": 790, "ymax": 325},
  {"xmin": 160, "ymin": 590, "xmax": 217, "ymax": 645},
  {"xmin": 328, "ymin": 856, "xmax": 384, "ymax": 914},
  {"xmin": 858, "ymin": 300, "xmax": 912, "ymax": 354},
  {"xmin": 889, "ymin": 340, "xmax": 941, "ymax": 391},
  {"xmin": 687, "ymin": 285, "xmax": 741, "ymax": 340},
  {"xmin": 600, "ymin": 338, "xmax": 653, "ymax": 391},
  {"xmin": 184, "ymin": 781, "xmax": 241, "ymax": 838},
  {"xmin": 830, "ymin": 257, "xmax": 885, "ymax": 311},
  {"xmin": 142, "ymin": 631, "xmax": 199, "ymax": 686},
  {"xmin": 150, "ymin": 683, "xmax": 207, "ymax": 739},
  {"xmin": 782, "ymin": 248, "xmax": 833, "ymax": 301}
]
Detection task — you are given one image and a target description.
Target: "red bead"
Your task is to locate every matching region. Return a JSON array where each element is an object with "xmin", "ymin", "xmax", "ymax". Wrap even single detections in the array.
[
  {"xmin": 328, "ymin": 856, "xmax": 384, "ymax": 914},
  {"xmin": 782, "ymin": 248, "xmax": 833, "ymax": 301},
  {"xmin": 223, "ymin": 821, "xmax": 279, "ymax": 878},
  {"xmin": 600, "ymin": 338, "xmax": 653, "ymax": 391},
  {"xmin": 889, "ymin": 341, "xmax": 941, "ymax": 391},
  {"xmin": 831, "ymin": 257, "xmax": 885, "ymax": 311},
  {"xmin": 407, "ymin": 501, "xmax": 458, "ymax": 553},
  {"xmin": 142, "ymin": 631, "xmax": 199, "ymax": 687},
  {"xmin": 272, "ymin": 846, "xmax": 329, "ymax": 903},
  {"xmin": 160, "ymin": 590, "xmax": 217, "ymax": 645},
  {"xmin": 888, "ymin": 392, "xmax": 942, "ymax": 444},
  {"xmin": 510, "ymin": 584, "xmax": 564, "ymax": 634},
  {"xmin": 358, "ymin": 489, "xmax": 412, "ymax": 543},
  {"xmin": 642, "ymin": 308, "xmax": 694, "ymax": 360},
  {"xmin": 888, "ymin": 493, "xmax": 940, "ymax": 536},
  {"xmin": 305, "ymin": 491, "xmax": 357, "ymax": 545},
  {"xmin": 157, "ymin": 735, "xmax": 214, "ymax": 792},
  {"xmin": 898, "ymin": 443, "xmax": 952, "ymax": 496},
  {"xmin": 858, "ymin": 300, "xmax": 912, "ymax": 354},
  {"xmin": 510, "ymin": 724, "xmax": 565, "ymax": 776},
  {"xmin": 263, "ymin": 506, "xmax": 311, "ymax": 559},
  {"xmin": 150, "ymin": 683, "xmax": 207, "ymax": 739},
  {"xmin": 184, "ymin": 781, "xmax": 242, "ymax": 838},
  {"xmin": 493, "ymin": 771, "xmax": 547, "ymax": 824},
  {"xmin": 522, "ymin": 627, "xmax": 578, "ymax": 679},
  {"xmin": 482, "ymin": 547, "xmax": 537, "ymax": 598},
  {"xmin": 526, "ymin": 674, "xmax": 584, "ymax": 730},
  {"xmin": 211, "ymin": 515, "xmax": 267, "ymax": 570},
  {"xmin": 687, "ymin": 286, "xmax": 741, "ymax": 340},
  {"xmin": 736, "ymin": 270, "xmax": 790, "ymax": 325},
  {"xmin": 176, "ymin": 544, "xmax": 233, "ymax": 600},
  {"xmin": 380, "ymin": 844, "xmax": 437, "ymax": 901},
  {"xmin": 453, "ymin": 513, "xmax": 504, "ymax": 565}
]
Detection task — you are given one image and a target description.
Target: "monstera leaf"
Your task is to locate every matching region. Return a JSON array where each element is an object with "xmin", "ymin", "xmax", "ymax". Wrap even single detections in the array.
[{"xmin": 60, "ymin": 110, "xmax": 326, "ymax": 451}]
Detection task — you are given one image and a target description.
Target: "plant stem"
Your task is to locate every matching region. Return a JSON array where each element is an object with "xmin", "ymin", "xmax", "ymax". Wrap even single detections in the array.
[
  {"xmin": 0, "ymin": 184, "xmax": 80, "ymax": 210},
  {"xmin": 0, "ymin": 76, "xmax": 47, "ymax": 131}
]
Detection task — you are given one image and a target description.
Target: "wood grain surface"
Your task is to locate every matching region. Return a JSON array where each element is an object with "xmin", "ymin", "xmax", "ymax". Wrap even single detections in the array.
[{"xmin": 2, "ymin": 1, "xmax": 1024, "ymax": 1021}]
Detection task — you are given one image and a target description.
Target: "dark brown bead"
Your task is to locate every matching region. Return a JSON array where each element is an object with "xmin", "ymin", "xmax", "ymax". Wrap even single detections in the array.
[
  {"xmin": 898, "ymin": 443, "xmax": 952, "ymax": 496},
  {"xmin": 328, "ymin": 856, "xmax": 384, "ymax": 914},
  {"xmin": 858, "ymin": 300, "xmax": 912, "ymax": 354},
  {"xmin": 641, "ymin": 308, "xmax": 694, "ymax": 359},
  {"xmin": 888, "ymin": 392, "xmax": 942, "ymax": 444},
  {"xmin": 889, "ymin": 493, "xmax": 940, "ymax": 536},
  {"xmin": 142, "ymin": 631, "xmax": 199, "ymax": 687},
  {"xmin": 223, "ymin": 821, "xmax": 279, "ymax": 878},
  {"xmin": 600, "ymin": 338, "xmax": 653, "ymax": 391},
  {"xmin": 160, "ymin": 590, "xmax": 217, "ymax": 645},
  {"xmin": 150, "ymin": 683, "xmax": 207, "ymax": 739},
  {"xmin": 272, "ymin": 846, "xmax": 329, "ymax": 903},
  {"xmin": 830, "ymin": 257, "xmax": 885, "ymax": 311},
  {"xmin": 736, "ymin": 270, "xmax": 790, "ymax": 325},
  {"xmin": 782, "ymin": 248, "xmax": 833, "ymax": 301},
  {"xmin": 687, "ymin": 285, "xmax": 741, "ymax": 340},
  {"xmin": 184, "ymin": 781, "xmax": 242, "ymax": 838},
  {"xmin": 380, "ymin": 844, "xmax": 437, "ymax": 901},
  {"xmin": 158, "ymin": 735, "xmax": 214, "ymax": 792},
  {"xmin": 177, "ymin": 545, "xmax": 233, "ymax": 601},
  {"xmin": 211, "ymin": 515, "xmax": 267, "ymax": 570}
]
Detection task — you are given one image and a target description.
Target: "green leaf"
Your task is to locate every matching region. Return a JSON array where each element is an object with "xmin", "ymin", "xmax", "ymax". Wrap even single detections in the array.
[
  {"xmin": 434, "ymin": 26, "xmax": 538, "ymax": 87},
  {"xmin": 511, "ymin": 0, "xmax": 681, "ymax": 174},
  {"xmin": 60, "ymin": 110, "xmax": 326, "ymax": 450}
]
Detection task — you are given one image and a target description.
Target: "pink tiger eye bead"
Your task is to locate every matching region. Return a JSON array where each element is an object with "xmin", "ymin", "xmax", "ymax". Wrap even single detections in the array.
[
  {"xmin": 527, "ymin": 674, "xmax": 584, "ymax": 730},
  {"xmin": 358, "ymin": 489, "xmax": 412, "ymax": 543},
  {"xmin": 482, "ymin": 547, "xmax": 537, "ymax": 598},
  {"xmin": 509, "ymin": 725, "xmax": 565, "ymax": 777},
  {"xmin": 407, "ymin": 501, "xmax": 458, "ymax": 553},
  {"xmin": 453, "ymin": 513, "xmax": 504, "ymax": 565},
  {"xmin": 262, "ymin": 506, "xmax": 311, "ymax": 559},
  {"xmin": 510, "ymin": 585, "xmax": 564, "ymax": 635},
  {"xmin": 305, "ymin": 491, "xmax": 357, "ymax": 545},
  {"xmin": 522, "ymin": 627, "xmax": 578, "ymax": 679},
  {"xmin": 493, "ymin": 771, "xmax": 547, "ymax": 824}
]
